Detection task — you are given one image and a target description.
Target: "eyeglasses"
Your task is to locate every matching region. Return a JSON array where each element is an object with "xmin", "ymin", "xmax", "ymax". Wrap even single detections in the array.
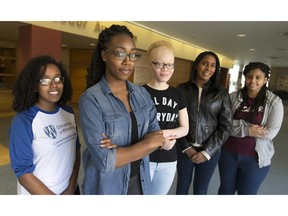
[
  {"xmin": 39, "ymin": 76, "xmax": 64, "ymax": 86},
  {"xmin": 105, "ymin": 50, "xmax": 141, "ymax": 62},
  {"xmin": 152, "ymin": 61, "xmax": 175, "ymax": 69}
]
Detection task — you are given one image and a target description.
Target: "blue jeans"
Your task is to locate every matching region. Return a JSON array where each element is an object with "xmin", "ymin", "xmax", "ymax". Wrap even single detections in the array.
[
  {"xmin": 150, "ymin": 161, "xmax": 177, "ymax": 195},
  {"xmin": 176, "ymin": 149, "xmax": 220, "ymax": 195},
  {"xmin": 218, "ymin": 149, "xmax": 270, "ymax": 195}
]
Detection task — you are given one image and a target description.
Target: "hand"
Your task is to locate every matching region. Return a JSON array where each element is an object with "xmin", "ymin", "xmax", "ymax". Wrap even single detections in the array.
[
  {"xmin": 100, "ymin": 133, "xmax": 117, "ymax": 149},
  {"xmin": 248, "ymin": 125, "xmax": 267, "ymax": 138},
  {"xmin": 161, "ymin": 135, "xmax": 177, "ymax": 150},
  {"xmin": 191, "ymin": 152, "xmax": 207, "ymax": 164},
  {"xmin": 144, "ymin": 130, "xmax": 165, "ymax": 149},
  {"xmin": 185, "ymin": 147, "xmax": 197, "ymax": 158}
]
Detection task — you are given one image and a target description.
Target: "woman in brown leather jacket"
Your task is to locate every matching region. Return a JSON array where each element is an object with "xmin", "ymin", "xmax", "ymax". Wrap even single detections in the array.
[{"xmin": 176, "ymin": 51, "xmax": 232, "ymax": 195}]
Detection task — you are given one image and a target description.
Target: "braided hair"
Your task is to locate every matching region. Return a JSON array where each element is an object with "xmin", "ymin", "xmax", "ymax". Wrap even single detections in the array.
[
  {"xmin": 86, "ymin": 24, "xmax": 134, "ymax": 89},
  {"xmin": 12, "ymin": 55, "xmax": 72, "ymax": 112},
  {"xmin": 235, "ymin": 62, "xmax": 270, "ymax": 122}
]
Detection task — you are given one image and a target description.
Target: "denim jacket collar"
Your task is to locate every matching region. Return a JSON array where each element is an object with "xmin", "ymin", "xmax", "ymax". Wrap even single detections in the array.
[{"xmin": 100, "ymin": 76, "xmax": 135, "ymax": 97}]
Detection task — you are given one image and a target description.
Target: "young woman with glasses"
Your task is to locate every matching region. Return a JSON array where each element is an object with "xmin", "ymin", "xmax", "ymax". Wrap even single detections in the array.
[
  {"xmin": 9, "ymin": 55, "xmax": 81, "ymax": 195},
  {"xmin": 79, "ymin": 24, "xmax": 168, "ymax": 195},
  {"xmin": 176, "ymin": 51, "xmax": 232, "ymax": 195},
  {"xmin": 143, "ymin": 40, "xmax": 189, "ymax": 194}
]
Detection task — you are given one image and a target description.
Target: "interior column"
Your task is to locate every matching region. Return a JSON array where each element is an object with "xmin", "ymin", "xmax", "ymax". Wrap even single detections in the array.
[{"xmin": 18, "ymin": 24, "xmax": 61, "ymax": 71}]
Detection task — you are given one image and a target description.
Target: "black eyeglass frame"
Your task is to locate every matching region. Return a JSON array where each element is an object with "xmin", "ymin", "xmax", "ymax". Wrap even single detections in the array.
[
  {"xmin": 104, "ymin": 49, "xmax": 141, "ymax": 62},
  {"xmin": 152, "ymin": 61, "xmax": 175, "ymax": 69},
  {"xmin": 39, "ymin": 76, "xmax": 64, "ymax": 86}
]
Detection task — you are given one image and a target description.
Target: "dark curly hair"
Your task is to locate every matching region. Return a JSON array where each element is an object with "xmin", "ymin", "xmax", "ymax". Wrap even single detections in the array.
[
  {"xmin": 86, "ymin": 24, "xmax": 134, "ymax": 89},
  {"xmin": 236, "ymin": 62, "xmax": 270, "ymax": 123},
  {"xmin": 187, "ymin": 51, "xmax": 221, "ymax": 93},
  {"xmin": 12, "ymin": 55, "xmax": 72, "ymax": 112}
]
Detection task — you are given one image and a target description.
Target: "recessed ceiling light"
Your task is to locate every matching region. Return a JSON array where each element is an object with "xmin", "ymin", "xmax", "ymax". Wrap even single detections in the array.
[
  {"xmin": 61, "ymin": 44, "xmax": 67, "ymax": 47},
  {"xmin": 250, "ymin": 48, "xmax": 256, "ymax": 51},
  {"xmin": 237, "ymin": 34, "xmax": 246, "ymax": 37}
]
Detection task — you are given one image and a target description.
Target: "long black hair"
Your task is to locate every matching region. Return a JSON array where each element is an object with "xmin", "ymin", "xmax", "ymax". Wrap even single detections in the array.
[
  {"xmin": 235, "ymin": 62, "xmax": 270, "ymax": 122},
  {"xmin": 12, "ymin": 55, "xmax": 72, "ymax": 112},
  {"xmin": 186, "ymin": 51, "xmax": 221, "ymax": 92},
  {"xmin": 86, "ymin": 24, "xmax": 134, "ymax": 89}
]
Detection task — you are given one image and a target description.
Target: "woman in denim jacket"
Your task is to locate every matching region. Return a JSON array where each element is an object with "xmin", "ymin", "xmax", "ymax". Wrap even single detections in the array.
[
  {"xmin": 79, "ymin": 24, "xmax": 167, "ymax": 195},
  {"xmin": 218, "ymin": 62, "xmax": 284, "ymax": 194}
]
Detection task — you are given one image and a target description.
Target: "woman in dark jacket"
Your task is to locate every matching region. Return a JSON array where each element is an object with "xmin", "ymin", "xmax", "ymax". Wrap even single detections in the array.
[{"xmin": 176, "ymin": 51, "xmax": 232, "ymax": 195}]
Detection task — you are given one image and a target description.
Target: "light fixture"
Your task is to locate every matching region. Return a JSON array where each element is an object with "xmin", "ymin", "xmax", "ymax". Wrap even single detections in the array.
[{"xmin": 237, "ymin": 34, "xmax": 246, "ymax": 37}]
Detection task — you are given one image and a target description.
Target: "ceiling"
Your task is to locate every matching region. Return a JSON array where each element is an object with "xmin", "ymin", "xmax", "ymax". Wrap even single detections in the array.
[
  {"xmin": 1, "ymin": 21, "xmax": 288, "ymax": 68},
  {"xmin": 132, "ymin": 21, "xmax": 288, "ymax": 68}
]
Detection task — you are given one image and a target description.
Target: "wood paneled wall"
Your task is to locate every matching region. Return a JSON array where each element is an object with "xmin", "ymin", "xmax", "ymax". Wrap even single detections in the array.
[
  {"xmin": 0, "ymin": 90, "xmax": 13, "ymax": 113},
  {"xmin": 69, "ymin": 49, "xmax": 93, "ymax": 104},
  {"xmin": 219, "ymin": 68, "xmax": 230, "ymax": 90},
  {"xmin": 68, "ymin": 49, "xmax": 229, "ymax": 104},
  {"xmin": 133, "ymin": 50, "xmax": 191, "ymax": 87}
]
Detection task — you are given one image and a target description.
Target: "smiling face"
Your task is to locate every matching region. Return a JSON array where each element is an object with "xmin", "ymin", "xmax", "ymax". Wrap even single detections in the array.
[
  {"xmin": 101, "ymin": 34, "xmax": 138, "ymax": 83},
  {"xmin": 245, "ymin": 68, "xmax": 268, "ymax": 97},
  {"xmin": 150, "ymin": 46, "xmax": 175, "ymax": 83},
  {"xmin": 36, "ymin": 64, "xmax": 63, "ymax": 111},
  {"xmin": 195, "ymin": 54, "xmax": 217, "ymax": 87}
]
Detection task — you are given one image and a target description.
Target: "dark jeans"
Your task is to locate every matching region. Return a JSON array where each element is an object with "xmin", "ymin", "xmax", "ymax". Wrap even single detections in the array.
[
  {"xmin": 127, "ymin": 173, "xmax": 143, "ymax": 195},
  {"xmin": 74, "ymin": 183, "xmax": 81, "ymax": 195},
  {"xmin": 176, "ymin": 149, "xmax": 220, "ymax": 195},
  {"xmin": 218, "ymin": 149, "xmax": 270, "ymax": 195}
]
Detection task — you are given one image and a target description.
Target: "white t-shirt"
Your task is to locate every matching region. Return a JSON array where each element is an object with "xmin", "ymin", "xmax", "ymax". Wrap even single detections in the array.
[{"xmin": 9, "ymin": 105, "xmax": 80, "ymax": 195}]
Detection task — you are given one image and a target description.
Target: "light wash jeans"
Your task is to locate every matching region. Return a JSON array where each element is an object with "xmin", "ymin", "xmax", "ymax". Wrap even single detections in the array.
[{"xmin": 150, "ymin": 161, "xmax": 177, "ymax": 195}]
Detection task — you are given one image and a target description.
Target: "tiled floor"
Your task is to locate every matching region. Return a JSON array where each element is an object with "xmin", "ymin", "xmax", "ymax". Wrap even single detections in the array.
[{"xmin": 1, "ymin": 101, "xmax": 288, "ymax": 195}]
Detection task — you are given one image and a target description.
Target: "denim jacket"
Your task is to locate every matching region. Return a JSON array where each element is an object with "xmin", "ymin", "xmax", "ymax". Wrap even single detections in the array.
[
  {"xmin": 79, "ymin": 77, "xmax": 160, "ymax": 194},
  {"xmin": 230, "ymin": 89, "xmax": 284, "ymax": 168}
]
